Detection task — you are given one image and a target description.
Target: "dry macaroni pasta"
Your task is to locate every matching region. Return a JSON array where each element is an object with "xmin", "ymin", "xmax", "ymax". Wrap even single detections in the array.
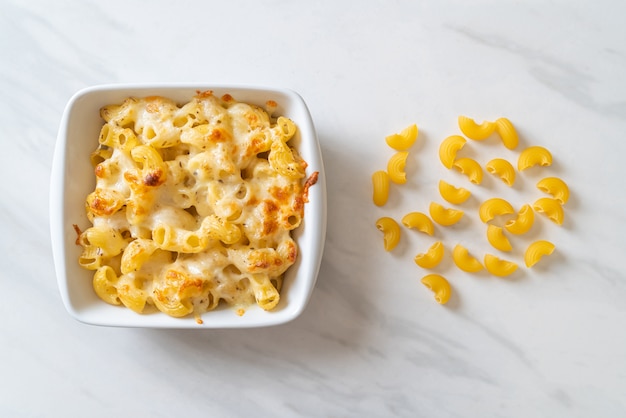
[
  {"xmin": 524, "ymin": 240, "xmax": 555, "ymax": 268},
  {"xmin": 376, "ymin": 217, "xmax": 401, "ymax": 251},
  {"xmin": 518, "ymin": 146, "xmax": 552, "ymax": 171},
  {"xmin": 494, "ymin": 117, "xmax": 519, "ymax": 150},
  {"xmin": 439, "ymin": 135, "xmax": 466, "ymax": 169},
  {"xmin": 458, "ymin": 116, "xmax": 496, "ymax": 140},
  {"xmin": 414, "ymin": 241, "xmax": 445, "ymax": 269},
  {"xmin": 452, "ymin": 244, "xmax": 483, "ymax": 273},
  {"xmin": 421, "ymin": 274, "xmax": 451, "ymax": 304},
  {"xmin": 401, "ymin": 212, "xmax": 435, "ymax": 236},
  {"xmin": 438, "ymin": 180, "xmax": 471, "ymax": 205},
  {"xmin": 452, "ymin": 157, "xmax": 483, "ymax": 185},
  {"xmin": 537, "ymin": 177, "xmax": 569, "ymax": 205},
  {"xmin": 77, "ymin": 92, "xmax": 318, "ymax": 319},
  {"xmin": 504, "ymin": 204, "xmax": 534, "ymax": 235},
  {"xmin": 485, "ymin": 158, "xmax": 515, "ymax": 187},
  {"xmin": 533, "ymin": 197, "xmax": 564, "ymax": 225},
  {"xmin": 385, "ymin": 123, "xmax": 418, "ymax": 151},
  {"xmin": 479, "ymin": 198, "xmax": 515, "ymax": 223},
  {"xmin": 429, "ymin": 202, "xmax": 464, "ymax": 226},
  {"xmin": 484, "ymin": 254, "xmax": 518, "ymax": 277},
  {"xmin": 372, "ymin": 170, "xmax": 390, "ymax": 206},
  {"xmin": 487, "ymin": 225, "xmax": 512, "ymax": 252},
  {"xmin": 387, "ymin": 151, "xmax": 409, "ymax": 184}
]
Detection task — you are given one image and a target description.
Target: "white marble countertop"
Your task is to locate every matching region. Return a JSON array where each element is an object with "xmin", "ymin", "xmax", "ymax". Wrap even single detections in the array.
[{"xmin": 1, "ymin": 1, "xmax": 625, "ymax": 416}]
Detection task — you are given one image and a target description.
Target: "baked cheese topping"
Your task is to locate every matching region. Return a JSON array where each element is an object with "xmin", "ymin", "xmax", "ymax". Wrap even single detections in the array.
[{"xmin": 77, "ymin": 91, "xmax": 318, "ymax": 321}]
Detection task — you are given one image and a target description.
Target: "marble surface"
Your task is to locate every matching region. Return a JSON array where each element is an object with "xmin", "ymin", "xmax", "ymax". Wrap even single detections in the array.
[{"xmin": 1, "ymin": 0, "xmax": 625, "ymax": 416}]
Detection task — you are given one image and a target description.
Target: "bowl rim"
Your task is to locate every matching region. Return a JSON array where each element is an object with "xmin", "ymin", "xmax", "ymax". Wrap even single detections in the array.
[{"xmin": 50, "ymin": 83, "xmax": 327, "ymax": 328}]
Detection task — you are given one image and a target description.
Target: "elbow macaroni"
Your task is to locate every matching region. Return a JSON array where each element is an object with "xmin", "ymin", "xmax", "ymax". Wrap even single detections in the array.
[
  {"xmin": 387, "ymin": 151, "xmax": 409, "ymax": 184},
  {"xmin": 414, "ymin": 241, "xmax": 445, "ymax": 269},
  {"xmin": 495, "ymin": 117, "xmax": 519, "ymax": 150},
  {"xmin": 376, "ymin": 217, "xmax": 401, "ymax": 251},
  {"xmin": 537, "ymin": 177, "xmax": 569, "ymax": 205},
  {"xmin": 429, "ymin": 202, "xmax": 464, "ymax": 226},
  {"xmin": 479, "ymin": 198, "xmax": 515, "ymax": 223},
  {"xmin": 78, "ymin": 93, "xmax": 318, "ymax": 319},
  {"xmin": 484, "ymin": 254, "xmax": 518, "ymax": 277},
  {"xmin": 458, "ymin": 116, "xmax": 496, "ymax": 140},
  {"xmin": 533, "ymin": 197, "xmax": 564, "ymax": 225},
  {"xmin": 487, "ymin": 225, "xmax": 512, "ymax": 252},
  {"xmin": 385, "ymin": 123, "xmax": 418, "ymax": 151},
  {"xmin": 452, "ymin": 157, "xmax": 483, "ymax": 185},
  {"xmin": 504, "ymin": 204, "xmax": 534, "ymax": 235},
  {"xmin": 485, "ymin": 158, "xmax": 515, "ymax": 187},
  {"xmin": 439, "ymin": 135, "xmax": 466, "ymax": 169},
  {"xmin": 524, "ymin": 240, "xmax": 555, "ymax": 268},
  {"xmin": 421, "ymin": 274, "xmax": 451, "ymax": 304},
  {"xmin": 373, "ymin": 115, "xmax": 567, "ymax": 304},
  {"xmin": 372, "ymin": 170, "xmax": 390, "ymax": 206},
  {"xmin": 452, "ymin": 244, "xmax": 483, "ymax": 273},
  {"xmin": 401, "ymin": 212, "xmax": 435, "ymax": 236},
  {"xmin": 518, "ymin": 146, "xmax": 553, "ymax": 171},
  {"xmin": 438, "ymin": 180, "xmax": 471, "ymax": 205}
]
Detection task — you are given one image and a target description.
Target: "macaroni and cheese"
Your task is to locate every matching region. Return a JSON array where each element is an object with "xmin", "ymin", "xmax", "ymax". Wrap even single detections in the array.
[{"xmin": 76, "ymin": 91, "xmax": 318, "ymax": 320}]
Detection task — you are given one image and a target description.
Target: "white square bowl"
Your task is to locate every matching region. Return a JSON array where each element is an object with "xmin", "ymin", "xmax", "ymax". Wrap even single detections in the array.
[{"xmin": 50, "ymin": 84, "xmax": 326, "ymax": 328}]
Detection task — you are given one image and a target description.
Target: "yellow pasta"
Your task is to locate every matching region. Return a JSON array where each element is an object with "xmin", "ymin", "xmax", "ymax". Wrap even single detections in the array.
[
  {"xmin": 92, "ymin": 266, "xmax": 121, "ymax": 305},
  {"xmin": 376, "ymin": 217, "xmax": 401, "ymax": 251},
  {"xmin": 79, "ymin": 93, "xmax": 320, "ymax": 319},
  {"xmin": 484, "ymin": 254, "xmax": 518, "ymax": 277},
  {"xmin": 131, "ymin": 144, "xmax": 168, "ymax": 186},
  {"xmin": 387, "ymin": 151, "xmax": 409, "ymax": 184},
  {"xmin": 429, "ymin": 202, "xmax": 464, "ymax": 226},
  {"xmin": 117, "ymin": 275, "xmax": 149, "ymax": 314},
  {"xmin": 439, "ymin": 135, "xmax": 466, "ymax": 169},
  {"xmin": 487, "ymin": 225, "xmax": 512, "ymax": 252},
  {"xmin": 438, "ymin": 180, "xmax": 471, "ymax": 205},
  {"xmin": 479, "ymin": 198, "xmax": 515, "ymax": 223},
  {"xmin": 518, "ymin": 146, "xmax": 553, "ymax": 171},
  {"xmin": 452, "ymin": 157, "xmax": 483, "ymax": 185},
  {"xmin": 269, "ymin": 138, "xmax": 307, "ymax": 179},
  {"xmin": 533, "ymin": 197, "xmax": 564, "ymax": 225},
  {"xmin": 385, "ymin": 123, "xmax": 418, "ymax": 151},
  {"xmin": 372, "ymin": 170, "xmax": 390, "ymax": 206},
  {"xmin": 504, "ymin": 204, "xmax": 534, "ymax": 235},
  {"xmin": 458, "ymin": 116, "xmax": 496, "ymax": 140},
  {"xmin": 537, "ymin": 177, "xmax": 569, "ymax": 205},
  {"xmin": 401, "ymin": 212, "xmax": 435, "ymax": 236},
  {"xmin": 452, "ymin": 244, "xmax": 483, "ymax": 273},
  {"xmin": 524, "ymin": 240, "xmax": 556, "ymax": 268},
  {"xmin": 485, "ymin": 158, "xmax": 515, "ymax": 187},
  {"xmin": 414, "ymin": 241, "xmax": 445, "ymax": 269},
  {"xmin": 120, "ymin": 238, "xmax": 159, "ymax": 274},
  {"xmin": 421, "ymin": 274, "xmax": 451, "ymax": 304},
  {"xmin": 495, "ymin": 117, "xmax": 519, "ymax": 150}
]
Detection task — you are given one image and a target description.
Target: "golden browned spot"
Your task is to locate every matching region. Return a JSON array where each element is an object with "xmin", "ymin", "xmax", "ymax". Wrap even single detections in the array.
[
  {"xmin": 209, "ymin": 128, "xmax": 231, "ymax": 143},
  {"xmin": 286, "ymin": 241, "xmax": 297, "ymax": 263},
  {"xmin": 270, "ymin": 186, "xmax": 290, "ymax": 204},
  {"xmin": 262, "ymin": 219, "xmax": 277, "ymax": 236},
  {"xmin": 143, "ymin": 169, "xmax": 164, "ymax": 187},
  {"xmin": 179, "ymin": 278, "xmax": 203, "ymax": 296},
  {"xmin": 94, "ymin": 163, "xmax": 106, "ymax": 178},
  {"xmin": 221, "ymin": 94, "xmax": 234, "ymax": 102},
  {"xmin": 72, "ymin": 224, "xmax": 83, "ymax": 245},
  {"xmin": 246, "ymin": 112, "xmax": 258, "ymax": 126},
  {"xmin": 196, "ymin": 90, "xmax": 213, "ymax": 98},
  {"xmin": 302, "ymin": 171, "xmax": 319, "ymax": 203},
  {"xmin": 266, "ymin": 100, "xmax": 278, "ymax": 108}
]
